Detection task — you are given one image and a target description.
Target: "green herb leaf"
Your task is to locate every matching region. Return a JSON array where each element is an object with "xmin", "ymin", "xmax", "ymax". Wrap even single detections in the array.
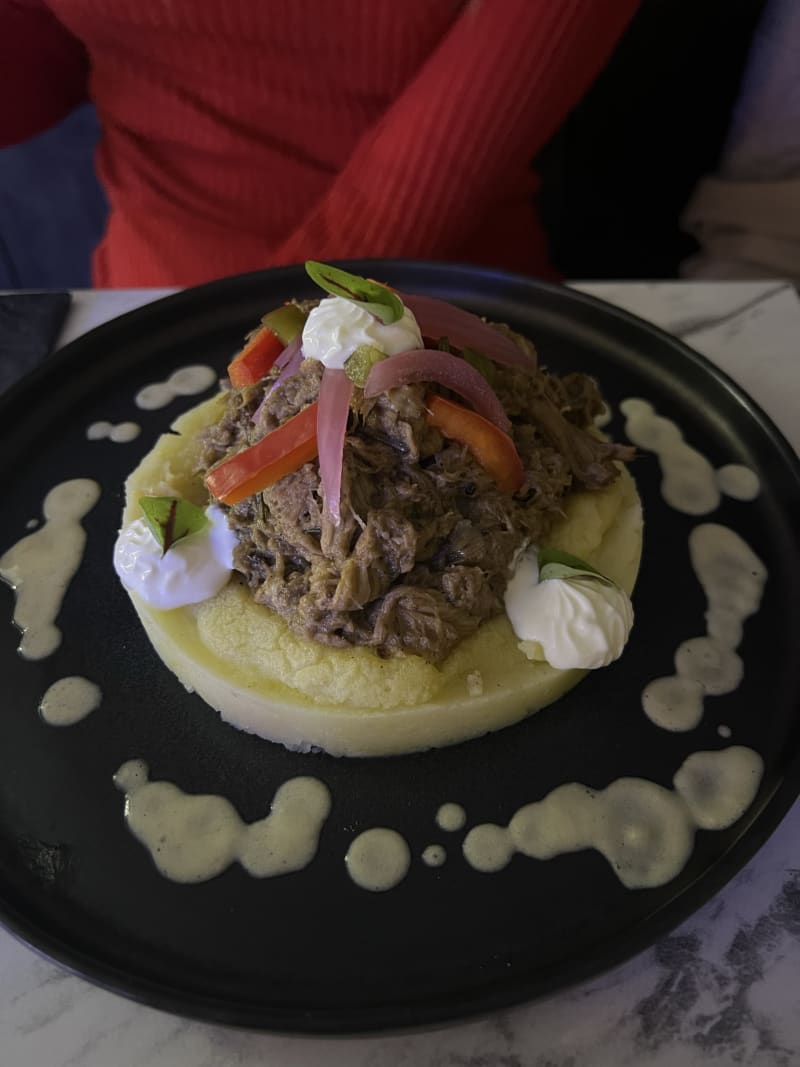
[
  {"xmin": 538, "ymin": 547, "xmax": 614, "ymax": 587},
  {"xmin": 305, "ymin": 261, "xmax": 404, "ymax": 325},
  {"xmin": 139, "ymin": 496, "xmax": 208, "ymax": 556}
]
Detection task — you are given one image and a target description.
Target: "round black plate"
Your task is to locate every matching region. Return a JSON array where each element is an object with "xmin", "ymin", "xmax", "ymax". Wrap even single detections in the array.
[{"xmin": 1, "ymin": 262, "xmax": 799, "ymax": 1034}]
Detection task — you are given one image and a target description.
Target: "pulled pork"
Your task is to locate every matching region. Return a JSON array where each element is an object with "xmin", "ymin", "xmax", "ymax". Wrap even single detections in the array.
[{"xmin": 199, "ymin": 331, "xmax": 633, "ymax": 663}]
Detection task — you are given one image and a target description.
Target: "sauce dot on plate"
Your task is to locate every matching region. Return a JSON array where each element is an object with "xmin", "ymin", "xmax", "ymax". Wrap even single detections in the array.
[
  {"xmin": 422, "ymin": 844, "xmax": 446, "ymax": 868},
  {"xmin": 345, "ymin": 828, "xmax": 411, "ymax": 891},
  {"xmin": 39, "ymin": 676, "xmax": 101, "ymax": 726}
]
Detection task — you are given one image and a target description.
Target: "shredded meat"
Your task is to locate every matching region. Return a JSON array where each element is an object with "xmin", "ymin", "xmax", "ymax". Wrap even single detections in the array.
[{"xmin": 199, "ymin": 323, "xmax": 633, "ymax": 663}]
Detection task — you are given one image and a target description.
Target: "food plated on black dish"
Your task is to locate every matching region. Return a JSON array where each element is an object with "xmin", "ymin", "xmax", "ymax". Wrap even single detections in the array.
[
  {"xmin": 2, "ymin": 261, "xmax": 798, "ymax": 1033},
  {"xmin": 115, "ymin": 263, "xmax": 642, "ymax": 756}
]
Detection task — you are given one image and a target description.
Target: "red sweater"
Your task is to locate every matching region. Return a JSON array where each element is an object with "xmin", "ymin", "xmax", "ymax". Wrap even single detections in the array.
[{"xmin": 2, "ymin": 0, "xmax": 637, "ymax": 287}]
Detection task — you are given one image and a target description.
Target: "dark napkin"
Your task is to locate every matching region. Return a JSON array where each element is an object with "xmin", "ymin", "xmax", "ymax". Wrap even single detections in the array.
[{"xmin": 0, "ymin": 292, "xmax": 72, "ymax": 394}]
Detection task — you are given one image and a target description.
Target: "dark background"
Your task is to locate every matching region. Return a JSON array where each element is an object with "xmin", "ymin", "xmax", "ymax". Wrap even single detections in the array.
[{"xmin": 534, "ymin": 0, "xmax": 769, "ymax": 279}]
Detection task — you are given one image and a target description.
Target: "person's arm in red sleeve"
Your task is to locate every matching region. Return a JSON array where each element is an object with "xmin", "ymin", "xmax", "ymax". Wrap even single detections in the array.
[
  {"xmin": 0, "ymin": 0, "xmax": 89, "ymax": 146},
  {"xmin": 274, "ymin": 0, "xmax": 638, "ymax": 265}
]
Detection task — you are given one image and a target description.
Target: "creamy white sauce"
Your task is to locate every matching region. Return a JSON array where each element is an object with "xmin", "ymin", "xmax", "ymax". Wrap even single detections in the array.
[
  {"xmin": 641, "ymin": 676, "xmax": 705, "ymax": 732},
  {"xmin": 0, "ymin": 479, "xmax": 101, "ymax": 659},
  {"xmin": 463, "ymin": 746, "xmax": 763, "ymax": 889},
  {"xmin": 135, "ymin": 366, "xmax": 217, "ymax": 410},
  {"xmin": 114, "ymin": 506, "xmax": 237, "ymax": 609},
  {"xmin": 344, "ymin": 828, "xmax": 411, "ymax": 891},
  {"xmin": 462, "ymin": 823, "xmax": 516, "ymax": 873},
  {"xmin": 114, "ymin": 761, "xmax": 330, "ymax": 883},
  {"xmin": 621, "ymin": 398, "xmax": 761, "ymax": 513},
  {"xmin": 673, "ymin": 637, "xmax": 744, "ymax": 695},
  {"xmin": 621, "ymin": 398, "xmax": 720, "ymax": 514},
  {"xmin": 39, "ymin": 676, "xmax": 101, "ymax": 726},
  {"xmin": 716, "ymin": 464, "xmax": 761, "ymax": 501},
  {"xmin": 87, "ymin": 420, "xmax": 141, "ymax": 443},
  {"xmin": 505, "ymin": 550, "xmax": 633, "ymax": 670},
  {"xmin": 673, "ymin": 747, "xmax": 764, "ymax": 830},
  {"xmin": 301, "ymin": 296, "xmax": 423, "ymax": 370},
  {"xmin": 422, "ymin": 844, "xmax": 447, "ymax": 868},
  {"xmin": 642, "ymin": 524, "xmax": 767, "ymax": 732},
  {"xmin": 436, "ymin": 803, "xmax": 467, "ymax": 832}
]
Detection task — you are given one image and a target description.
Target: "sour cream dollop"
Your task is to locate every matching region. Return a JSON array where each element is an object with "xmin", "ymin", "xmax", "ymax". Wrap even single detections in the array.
[
  {"xmin": 504, "ymin": 550, "xmax": 633, "ymax": 670},
  {"xmin": 114, "ymin": 506, "xmax": 237, "ymax": 609},
  {"xmin": 301, "ymin": 296, "xmax": 423, "ymax": 369}
]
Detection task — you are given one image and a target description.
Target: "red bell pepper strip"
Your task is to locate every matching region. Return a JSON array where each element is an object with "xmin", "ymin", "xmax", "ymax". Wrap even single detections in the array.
[
  {"xmin": 228, "ymin": 328, "xmax": 284, "ymax": 389},
  {"xmin": 206, "ymin": 402, "xmax": 319, "ymax": 505},
  {"xmin": 426, "ymin": 394, "xmax": 524, "ymax": 495},
  {"xmin": 227, "ymin": 305, "xmax": 307, "ymax": 389}
]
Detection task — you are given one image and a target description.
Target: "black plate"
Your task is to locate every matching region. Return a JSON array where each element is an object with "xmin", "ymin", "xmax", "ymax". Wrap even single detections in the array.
[{"xmin": 1, "ymin": 262, "xmax": 799, "ymax": 1034}]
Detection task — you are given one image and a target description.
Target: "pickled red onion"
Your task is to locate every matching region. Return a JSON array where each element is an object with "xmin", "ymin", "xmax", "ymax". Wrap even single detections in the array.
[
  {"xmin": 274, "ymin": 334, "xmax": 302, "ymax": 370},
  {"xmin": 267, "ymin": 343, "xmax": 304, "ymax": 398},
  {"xmin": 401, "ymin": 293, "xmax": 534, "ymax": 369},
  {"xmin": 363, "ymin": 349, "xmax": 511, "ymax": 432},
  {"xmin": 317, "ymin": 367, "xmax": 353, "ymax": 525},
  {"xmin": 251, "ymin": 341, "xmax": 305, "ymax": 421}
]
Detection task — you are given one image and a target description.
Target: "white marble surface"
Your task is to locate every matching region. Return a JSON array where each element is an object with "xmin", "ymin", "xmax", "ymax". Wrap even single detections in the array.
[{"xmin": 3, "ymin": 279, "xmax": 800, "ymax": 1066}]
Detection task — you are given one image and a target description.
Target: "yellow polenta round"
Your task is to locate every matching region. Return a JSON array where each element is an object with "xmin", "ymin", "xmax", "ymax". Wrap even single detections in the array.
[{"xmin": 122, "ymin": 396, "xmax": 643, "ymax": 756}]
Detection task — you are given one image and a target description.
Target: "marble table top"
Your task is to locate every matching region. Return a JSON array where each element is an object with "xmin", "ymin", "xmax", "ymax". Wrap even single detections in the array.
[{"xmin": 2, "ymin": 279, "xmax": 799, "ymax": 1067}]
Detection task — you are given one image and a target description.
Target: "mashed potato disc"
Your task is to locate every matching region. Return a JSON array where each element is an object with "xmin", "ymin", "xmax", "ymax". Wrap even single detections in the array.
[{"xmin": 121, "ymin": 396, "xmax": 643, "ymax": 757}]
